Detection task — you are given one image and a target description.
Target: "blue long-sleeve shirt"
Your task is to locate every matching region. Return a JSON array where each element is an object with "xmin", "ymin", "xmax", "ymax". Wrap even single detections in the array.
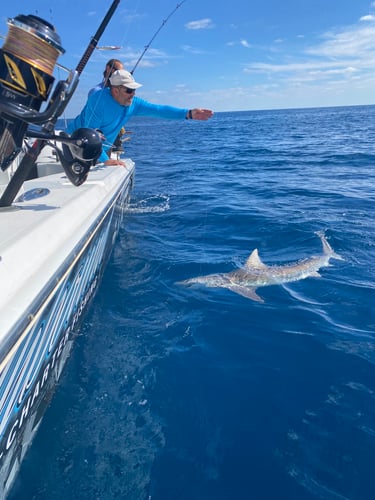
[
  {"xmin": 67, "ymin": 88, "xmax": 189, "ymax": 163},
  {"xmin": 88, "ymin": 81, "xmax": 104, "ymax": 98}
]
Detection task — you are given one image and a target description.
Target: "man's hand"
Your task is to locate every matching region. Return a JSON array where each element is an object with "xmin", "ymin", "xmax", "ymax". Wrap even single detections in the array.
[
  {"xmin": 189, "ymin": 109, "xmax": 214, "ymax": 121},
  {"xmin": 104, "ymin": 159, "xmax": 127, "ymax": 167}
]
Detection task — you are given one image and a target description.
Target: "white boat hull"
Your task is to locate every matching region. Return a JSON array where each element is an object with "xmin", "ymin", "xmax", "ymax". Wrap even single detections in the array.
[{"xmin": 0, "ymin": 147, "xmax": 135, "ymax": 497}]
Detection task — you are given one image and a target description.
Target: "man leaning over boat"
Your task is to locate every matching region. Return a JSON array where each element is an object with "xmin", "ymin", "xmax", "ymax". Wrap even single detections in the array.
[{"xmin": 67, "ymin": 69, "xmax": 213, "ymax": 167}]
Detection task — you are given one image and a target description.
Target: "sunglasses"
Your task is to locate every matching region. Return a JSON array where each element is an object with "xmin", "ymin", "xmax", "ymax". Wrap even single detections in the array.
[{"xmin": 118, "ymin": 86, "xmax": 136, "ymax": 94}]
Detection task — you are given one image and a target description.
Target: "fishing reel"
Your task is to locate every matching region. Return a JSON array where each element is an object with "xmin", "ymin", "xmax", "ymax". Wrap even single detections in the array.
[
  {"xmin": 0, "ymin": 13, "xmax": 103, "ymax": 187},
  {"xmin": 0, "ymin": 14, "xmax": 65, "ymax": 170},
  {"xmin": 55, "ymin": 128, "xmax": 103, "ymax": 186},
  {"xmin": 24, "ymin": 127, "xmax": 103, "ymax": 186}
]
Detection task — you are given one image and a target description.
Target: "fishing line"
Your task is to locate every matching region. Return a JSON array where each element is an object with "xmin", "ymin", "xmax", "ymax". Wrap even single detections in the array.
[{"xmin": 131, "ymin": 0, "xmax": 187, "ymax": 74}]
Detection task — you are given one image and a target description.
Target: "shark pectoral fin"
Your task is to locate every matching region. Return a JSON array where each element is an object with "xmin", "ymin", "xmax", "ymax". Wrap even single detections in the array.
[
  {"xmin": 228, "ymin": 285, "xmax": 264, "ymax": 303},
  {"xmin": 310, "ymin": 271, "xmax": 321, "ymax": 278}
]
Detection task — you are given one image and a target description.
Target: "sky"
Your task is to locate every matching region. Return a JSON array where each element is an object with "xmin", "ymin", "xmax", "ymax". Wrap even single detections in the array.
[{"xmin": 2, "ymin": 0, "xmax": 375, "ymax": 115}]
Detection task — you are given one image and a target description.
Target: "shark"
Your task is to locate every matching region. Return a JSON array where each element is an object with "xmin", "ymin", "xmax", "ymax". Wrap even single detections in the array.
[{"xmin": 177, "ymin": 231, "xmax": 343, "ymax": 302}]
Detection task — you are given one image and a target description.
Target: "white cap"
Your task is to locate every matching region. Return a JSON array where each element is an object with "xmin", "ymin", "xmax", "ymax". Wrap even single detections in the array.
[{"xmin": 109, "ymin": 69, "xmax": 142, "ymax": 89}]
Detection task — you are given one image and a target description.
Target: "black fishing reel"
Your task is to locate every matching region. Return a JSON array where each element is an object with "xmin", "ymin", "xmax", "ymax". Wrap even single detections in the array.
[
  {"xmin": 0, "ymin": 14, "xmax": 65, "ymax": 170},
  {"xmin": 55, "ymin": 128, "xmax": 103, "ymax": 186},
  {"xmin": 0, "ymin": 13, "xmax": 102, "ymax": 187},
  {"xmin": 22, "ymin": 126, "xmax": 103, "ymax": 186}
]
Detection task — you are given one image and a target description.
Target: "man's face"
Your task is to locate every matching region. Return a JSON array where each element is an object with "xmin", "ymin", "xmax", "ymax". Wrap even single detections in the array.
[{"xmin": 112, "ymin": 85, "xmax": 136, "ymax": 106}]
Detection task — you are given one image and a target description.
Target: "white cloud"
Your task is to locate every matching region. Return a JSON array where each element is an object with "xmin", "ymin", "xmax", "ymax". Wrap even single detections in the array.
[
  {"xmin": 240, "ymin": 39, "xmax": 251, "ymax": 48},
  {"xmin": 360, "ymin": 14, "xmax": 375, "ymax": 21},
  {"xmin": 307, "ymin": 23, "xmax": 375, "ymax": 58},
  {"xmin": 244, "ymin": 14, "xmax": 375, "ymax": 80},
  {"xmin": 185, "ymin": 18, "xmax": 214, "ymax": 30},
  {"xmin": 201, "ymin": 6, "xmax": 375, "ymax": 109},
  {"xmin": 244, "ymin": 60, "xmax": 358, "ymax": 75},
  {"xmin": 227, "ymin": 39, "xmax": 252, "ymax": 48},
  {"xmin": 181, "ymin": 45, "xmax": 207, "ymax": 55},
  {"xmin": 118, "ymin": 46, "xmax": 169, "ymax": 70}
]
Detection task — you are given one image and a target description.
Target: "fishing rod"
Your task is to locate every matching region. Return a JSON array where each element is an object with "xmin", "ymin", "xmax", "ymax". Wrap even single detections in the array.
[
  {"xmin": 0, "ymin": 0, "xmax": 121, "ymax": 207},
  {"xmin": 76, "ymin": 0, "xmax": 120, "ymax": 75},
  {"xmin": 131, "ymin": 0, "xmax": 187, "ymax": 74}
]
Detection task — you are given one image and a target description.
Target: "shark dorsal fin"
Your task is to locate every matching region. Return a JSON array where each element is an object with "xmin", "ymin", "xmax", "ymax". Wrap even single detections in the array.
[{"xmin": 245, "ymin": 249, "xmax": 267, "ymax": 270}]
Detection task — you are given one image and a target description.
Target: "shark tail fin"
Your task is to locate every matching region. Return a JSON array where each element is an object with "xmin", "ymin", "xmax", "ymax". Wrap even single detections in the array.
[{"xmin": 316, "ymin": 230, "xmax": 344, "ymax": 261}]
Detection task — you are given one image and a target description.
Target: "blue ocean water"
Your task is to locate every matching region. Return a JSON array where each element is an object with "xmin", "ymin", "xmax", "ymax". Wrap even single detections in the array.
[{"xmin": 9, "ymin": 106, "xmax": 375, "ymax": 499}]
